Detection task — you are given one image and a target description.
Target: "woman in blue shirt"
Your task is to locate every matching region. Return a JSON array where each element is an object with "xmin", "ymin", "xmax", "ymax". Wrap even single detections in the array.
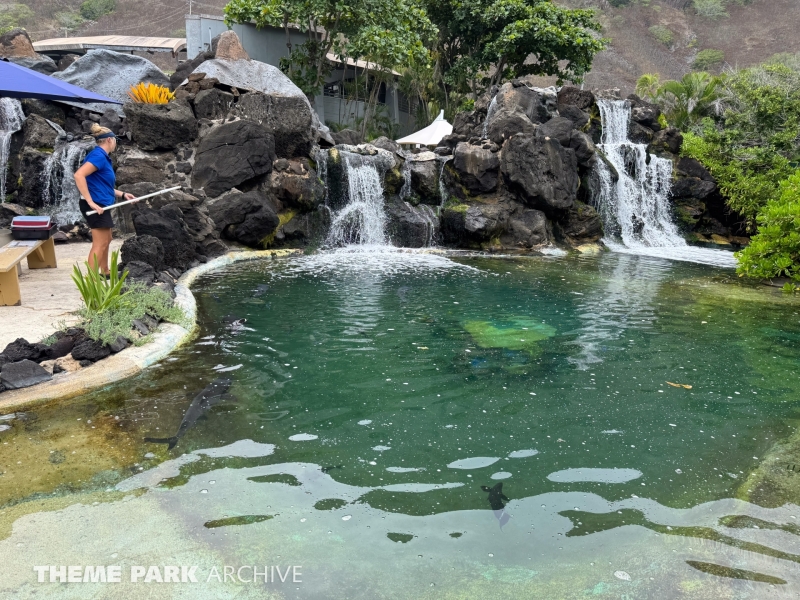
[{"xmin": 73, "ymin": 123, "xmax": 135, "ymax": 275}]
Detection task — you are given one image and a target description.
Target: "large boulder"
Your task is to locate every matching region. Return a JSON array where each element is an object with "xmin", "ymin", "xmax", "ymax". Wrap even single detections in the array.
[
  {"xmin": 192, "ymin": 120, "xmax": 276, "ymax": 197},
  {"xmin": 231, "ymin": 91, "xmax": 314, "ymax": 158},
  {"xmin": 499, "ymin": 206, "xmax": 549, "ymax": 249},
  {"xmin": 0, "ymin": 359, "xmax": 51, "ymax": 389},
  {"xmin": 8, "ymin": 148, "xmax": 49, "ymax": 209},
  {"xmin": 538, "ymin": 117, "xmax": 575, "ymax": 147},
  {"xmin": 671, "ymin": 177, "xmax": 717, "ymax": 200},
  {"xmin": 132, "ymin": 207, "xmax": 197, "ymax": 270},
  {"xmin": 120, "ymin": 234, "xmax": 164, "ymax": 272},
  {"xmin": 124, "ymin": 101, "xmax": 198, "ymax": 151},
  {"xmin": 0, "ymin": 28, "xmax": 37, "ymax": 58},
  {"xmin": 569, "ymin": 131, "xmax": 598, "ymax": 169},
  {"xmin": 649, "ymin": 127, "xmax": 683, "ymax": 155},
  {"xmin": 214, "ymin": 30, "xmax": 250, "ymax": 61},
  {"xmin": 208, "ymin": 190, "xmax": 280, "ymax": 248},
  {"xmin": 500, "ymin": 132, "xmax": 579, "ymax": 213},
  {"xmin": 269, "ymin": 159, "xmax": 324, "ymax": 211},
  {"xmin": 332, "ymin": 129, "xmax": 362, "ymax": 146},
  {"xmin": 0, "ymin": 202, "xmax": 27, "ymax": 228},
  {"xmin": 558, "ymin": 105, "xmax": 590, "ymax": 130},
  {"xmin": 408, "ymin": 156, "xmax": 441, "ymax": 205},
  {"xmin": 554, "ymin": 201, "xmax": 603, "ymax": 246},
  {"xmin": 115, "ymin": 149, "xmax": 168, "ymax": 185},
  {"xmin": 53, "ymin": 50, "xmax": 169, "ymax": 116},
  {"xmin": 557, "ymin": 86, "xmax": 596, "ymax": 111},
  {"xmin": 386, "ymin": 199, "xmax": 438, "ymax": 248},
  {"xmin": 452, "ymin": 142, "xmax": 500, "ymax": 194},
  {"xmin": 20, "ymin": 99, "xmax": 66, "ymax": 126},
  {"xmin": 193, "ymin": 88, "xmax": 234, "ymax": 120},
  {"xmin": 7, "ymin": 56, "xmax": 57, "ymax": 74},
  {"xmin": 627, "ymin": 94, "xmax": 662, "ymax": 131}
]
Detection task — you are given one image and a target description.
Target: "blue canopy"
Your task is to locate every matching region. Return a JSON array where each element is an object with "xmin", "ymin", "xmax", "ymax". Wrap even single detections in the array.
[{"xmin": 0, "ymin": 59, "xmax": 121, "ymax": 104}]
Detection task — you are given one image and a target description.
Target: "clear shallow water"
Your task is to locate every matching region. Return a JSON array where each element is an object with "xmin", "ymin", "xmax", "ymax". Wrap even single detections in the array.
[{"xmin": 1, "ymin": 249, "xmax": 800, "ymax": 598}]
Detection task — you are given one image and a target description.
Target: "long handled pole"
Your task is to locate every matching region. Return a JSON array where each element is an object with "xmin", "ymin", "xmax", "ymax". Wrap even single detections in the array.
[{"xmin": 85, "ymin": 186, "xmax": 182, "ymax": 215}]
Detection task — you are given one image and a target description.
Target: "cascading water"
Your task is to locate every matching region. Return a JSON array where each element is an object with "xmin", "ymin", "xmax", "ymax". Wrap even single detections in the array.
[
  {"xmin": 0, "ymin": 98, "xmax": 25, "ymax": 202},
  {"xmin": 482, "ymin": 95, "xmax": 498, "ymax": 139},
  {"xmin": 592, "ymin": 99, "xmax": 736, "ymax": 268},
  {"xmin": 594, "ymin": 99, "xmax": 684, "ymax": 248},
  {"xmin": 325, "ymin": 150, "xmax": 391, "ymax": 247},
  {"xmin": 437, "ymin": 155, "xmax": 452, "ymax": 207},
  {"xmin": 399, "ymin": 156, "xmax": 412, "ymax": 200},
  {"xmin": 41, "ymin": 141, "xmax": 93, "ymax": 225}
]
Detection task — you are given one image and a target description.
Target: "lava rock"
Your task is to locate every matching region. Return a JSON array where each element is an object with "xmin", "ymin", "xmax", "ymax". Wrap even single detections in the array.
[
  {"xmin": 408, "ymin": 157, "xmax": 441, "ymax": 205},
  {"xmin": 386, "ymin": 199, "xmax": 439, "ymax": 248},
  {"xmin": 0, "ymin": 202, "xmax": 27, "ymax": 228},
  {"xmin": 0, "ymin": 359, "xmax": 52, "ymax": 389},
  {"xmin": 452, "ymin": 142, "xmax": 500, "ymax": 194},
  {"xmin": 208, "ymin": 189, "xmax": 280, "ymax": 248},
  {"xmin": 676, "ymin": 157, "xmax": 715, "ymax": 181},
  {"xmin": 649, "ymin": 127, "xmax": 683, "ymax": 155},
  {"xmin": 131, "ymin": 319, "xmax": 150, "ymax": 336},
  {"xmin": 123, "ymin": 260, "xmax": 156, "ymax": 285},
  {"xmin": 554, "ymin": 201, "xmax": 604, "ymax": 246},
  {"xmin": 192, "ymin": 120, "xmax": 276, "ymax": 197},
  {"xmin": 71, "ymin": 340, "xmax": 111, "ymax": 362},
  {"xmin": 628, "ymin": 94, "xmax": 662, "ymax": 131},
  {"xmin": 124, "ymin": 101, "xmax": 198, "ymax": 151},
  {"xmin": 115, "ymin": 151, "xmax": 168, "ymax": 186},
  {"xmin": 21, "ymin": 114, "xmax": 60, "ymax": 150},
  {"xmin": 214, "ymin": 30, "xmax": 250, "ymax": 60},
  {"xmin": 500, "ymin": 132, "xmax": 579, "ymax": 212},
  {"xmin": 53, "ymin": 49, "xmax": 169, "ymax": 116},
  {"xmin": 569, "ymin": 131, "xmax": 598, "ymax": 169},
  {"xmin": 0, "ymin": 27, "xmax": 38, "ymax": 58},
  {"xmin": 109, "ymin": 336, "xmax": 130, "ymax": 353},
  {"xmin": 120, "ymin": 235, "xmax": 164, "ymax": 272},
  {"xmin": 558, "ymin": 104, "xmax": 590, "ymax": 130},
  {"xmin": 53, "ymin": 356, "xmax": 82, "ymax": 373},
  {"xmin": 193, "ymin": 88, "xmax": 234, "ymax": 120},
  {"xmin": 268, "ymin": 160, "xmax": 324, "ymax": 211},
  {"xmin": 332, "ymin": 129, "xmax": 362, "ymax": 146},
  {"xmin": 484, "ymin": 108, "xmax": 537, "ymax": 146},
  {"xmin": 1, "ymin": 338, "xmax": 44, "ymax": 363},
  {"xmin": 41, "ymin": 336, "xmax": 75, "ymax": 361},
  {"xmin": 132, "ymin": 207, "xmax": 197, "ymax": 271},
  {"xmin": 672, "ymin": 177, "xmax": 717, "ymax": 200},
  {"xmin": 538, "ymin": 117, "xmax": 575, "ymax": 147},
  {"xmin": 557, "ymin": 86, "xmax": 596, "ymax": 111},
  {"xmin": 499, "ymin": 207, "xmax": 549, "ymax": 249},
  {"xmin": 6, "ymin": 55, "xmax": 57, "ymax": 74},
  {"xmin": 231, "ymin": 91, "xmax": 314, "ymax": 158}
]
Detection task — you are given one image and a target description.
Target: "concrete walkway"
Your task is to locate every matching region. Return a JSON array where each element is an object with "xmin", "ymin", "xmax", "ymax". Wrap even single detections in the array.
[{"xmin": 0, "ymin": 240, "xmax": 122, "ymax": 349}]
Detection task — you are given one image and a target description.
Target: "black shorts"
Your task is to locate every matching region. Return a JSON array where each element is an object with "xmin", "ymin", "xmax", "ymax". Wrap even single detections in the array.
[{"xmin": 79, "ymin": 199, "xmax": 114, "ymax": 229}]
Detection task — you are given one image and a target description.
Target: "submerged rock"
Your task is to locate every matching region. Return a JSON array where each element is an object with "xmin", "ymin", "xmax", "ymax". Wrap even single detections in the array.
[{"xmin": 463, "ymin": 318, "xmax": 556, "ymax": 356}]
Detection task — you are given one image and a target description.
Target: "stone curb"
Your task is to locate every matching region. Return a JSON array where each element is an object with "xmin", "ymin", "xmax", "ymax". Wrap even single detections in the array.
[{"xmin": 0, "ymin": 248, "xmax": 302, "ymax": 412}]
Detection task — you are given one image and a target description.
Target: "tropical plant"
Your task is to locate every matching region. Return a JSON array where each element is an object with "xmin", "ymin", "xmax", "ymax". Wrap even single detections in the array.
[
  {"xmin": 736, "ymin": 170, "xmax": 800, "ymax": 283},
  {"xmin": 72, "ymin": 250, "xmax": 128, "ymax": 312},
  {"xmin": 657, "ymin": 72, "xmax": 723, "ymax": 130},
  {"xmin": 127, "ymin": 82, "xmax": 175, "ymax": 104},
  {"xmin": 425, "ymin": 0, "xmax": 607, "ymax": 100},
  {"xmin": 635, "ymin": 73, "xmax": 661, "ymax": 101}
]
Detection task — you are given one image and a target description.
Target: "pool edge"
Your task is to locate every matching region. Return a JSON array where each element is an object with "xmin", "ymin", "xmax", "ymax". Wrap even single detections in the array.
[{"xmin": 0, "ymin": 248, "xmax": 302, "ymax": 412}]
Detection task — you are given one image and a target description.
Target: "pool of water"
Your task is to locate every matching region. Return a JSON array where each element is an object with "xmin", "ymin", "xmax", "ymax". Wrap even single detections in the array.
[{"xmin": 1, "ymin": 249, "xmax": 799, "ymax": 598}]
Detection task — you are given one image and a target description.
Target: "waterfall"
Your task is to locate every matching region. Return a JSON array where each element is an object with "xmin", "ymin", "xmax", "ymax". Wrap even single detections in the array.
[
  {"xmin": 325, "ymin": 150, "xmax": 391, "ymax": 247},
  {"xmin": 593, "ymin": 99, "xmax": 685, "ymax": 249},
  {"xmin": 41, "ymin": 141, "xmax": 92, "ymax": 225},
  {"xmin": 0, "ymin": 98, "xmax": 25, "ymax": 202},
  {"xmin": 399, "ymin": 155, "xmax": 411, "ymax": 200},
  {"xmin": 437, "ymin": 156, "xmax": 452, "ymax": 207},
  {"xmin": 482, "ymin": 95, "xmax": 498, "ymax": 139}
]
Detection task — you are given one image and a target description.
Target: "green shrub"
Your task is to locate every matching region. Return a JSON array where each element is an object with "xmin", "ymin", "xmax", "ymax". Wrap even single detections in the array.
[
  {"xmin": 79, "ymin": 282, "xmax": 188, "ymax": 345},
  {"xmin": 72, "ymin": 250, "xmax": 128, "ymax": 312},
  {"xmin": 649, "ymin": 25, "xmax": 673, "ymax": 46},
  {"xmin": 693, "ymin": 0, "xmax": 729, "ymax": 19},
  {"xmin": 736, "ymin": 171, "xmax": 800, "ymax": 283},
  {"xmin": 79, "ymin": 0, "xmax": 116, "ymax": 21},
  {"xmin": 693, "ymin": 49, "xmax": 725, "ymax": 71},
  {"xmin": 0, "ymin": 4, "xmax": 35, "ymax": 32}
]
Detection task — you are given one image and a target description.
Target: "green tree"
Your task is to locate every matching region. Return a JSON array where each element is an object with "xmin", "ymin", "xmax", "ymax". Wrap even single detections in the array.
[
  {"xmin": 657, "ymin": 72, "xmax": 722, "ymax": 130},
  {"xmin": 80, "ymin": 0, "xmax": 116, "ymax": 21},
  {"xmin": 736, "ymin": 170, "xmax": 800, "ymax": 284},
  {"xmin": 635, "ymin": 73, "xmax": 661, "ymax": 100},
  {"xmin": 224, "ymin": 0, "xmax": 436, "ymax": 99},
  {"xmin": 425, "ymin": 0, "xmax": 606, "ymax": 101}
]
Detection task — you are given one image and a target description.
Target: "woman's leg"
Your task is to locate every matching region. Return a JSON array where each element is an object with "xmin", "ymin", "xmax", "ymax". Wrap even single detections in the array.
[{"xmin": 88, "ymin": 228, "xmax": 112, "ymax": 274}]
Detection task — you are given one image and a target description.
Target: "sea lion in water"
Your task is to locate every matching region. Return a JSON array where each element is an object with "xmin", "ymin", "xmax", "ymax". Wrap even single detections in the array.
[{"xmin": 144, "ymin": 378, "xmax": 232, "ymax": 450}]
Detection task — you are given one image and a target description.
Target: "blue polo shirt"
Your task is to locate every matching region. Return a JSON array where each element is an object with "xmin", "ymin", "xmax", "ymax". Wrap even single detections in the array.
[{"xmin": 83, "ymin": 146, "xmax": 116, "ymax": 207}]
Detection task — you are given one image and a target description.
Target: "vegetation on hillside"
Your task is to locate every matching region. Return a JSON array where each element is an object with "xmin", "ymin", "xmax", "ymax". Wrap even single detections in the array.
[{"xmin": 641, "ymin": 52, "xmax": 800, "ymax": 284}]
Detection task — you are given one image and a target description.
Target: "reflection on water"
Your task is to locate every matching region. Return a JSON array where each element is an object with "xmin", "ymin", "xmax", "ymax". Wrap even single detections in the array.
[{"xmin": 1, "ymin": 250, "xmax": 799, "ymax": 598}]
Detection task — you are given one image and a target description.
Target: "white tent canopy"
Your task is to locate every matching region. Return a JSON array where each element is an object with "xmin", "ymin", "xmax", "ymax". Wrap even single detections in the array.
[{"xmin": 396, "ymin": 110, "xmax": 452, "ymax": 146}]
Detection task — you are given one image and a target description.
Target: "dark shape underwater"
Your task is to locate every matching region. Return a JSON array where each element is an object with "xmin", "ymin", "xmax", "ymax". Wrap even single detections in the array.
[
  {"xmin": 144, "ymin": 378, "xmax": 233, "ymax": 450},
  {"xmin": 481, "ymin": 482, "xmax": 511, "ymax": 528}
]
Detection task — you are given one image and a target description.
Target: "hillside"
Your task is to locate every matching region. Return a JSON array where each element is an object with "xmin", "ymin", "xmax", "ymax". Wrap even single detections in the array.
[{"xmin": 3, "ymin": 0, "xmax": 799, "ymax": 92}]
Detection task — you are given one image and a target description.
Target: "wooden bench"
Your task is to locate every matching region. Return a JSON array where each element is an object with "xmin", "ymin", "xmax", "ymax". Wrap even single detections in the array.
[{"xmin": 0, "ymin": 239, "xmax": 58, "ymax": 306}]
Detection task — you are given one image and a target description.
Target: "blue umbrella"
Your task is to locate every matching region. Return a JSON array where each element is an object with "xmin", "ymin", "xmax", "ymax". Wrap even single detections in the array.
[{"xmin": 0, "ymin": 59, "xmax": 121, "ymax": 104}]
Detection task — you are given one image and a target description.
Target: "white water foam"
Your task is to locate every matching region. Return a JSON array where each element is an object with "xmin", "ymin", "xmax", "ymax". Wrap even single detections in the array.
[
  {"xmin": 41, "ymin": 141, "xmax": 92, "ymax": 225},
  {"xmin": 594, "ymin": 99, "xmax": 735, "ymax": 268}
]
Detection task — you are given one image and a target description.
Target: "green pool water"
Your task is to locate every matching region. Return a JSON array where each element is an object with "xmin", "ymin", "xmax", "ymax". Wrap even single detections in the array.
[{"xmin": 1, "ymin": 249, "xmax": 799, "ymax": 599}]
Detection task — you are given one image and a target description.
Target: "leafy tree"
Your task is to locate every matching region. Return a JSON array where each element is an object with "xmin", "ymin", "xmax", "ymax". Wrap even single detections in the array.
[
  {"xmin": 736, "ymin": 170, "xmax": 800, "ymax": 284},
  {"xmin": 80, "ymin": 0, "xmax": 116, "ymax": 21},
  {"xmin": 425, "ymin": 0, "xmax": 606, "ymax": 100},
  {"xmin": 224, "ymin": 0, "xmax": 436, "ymax": 99},
  {"xmin": 657, "ymin": 72, "xmax": 723, "ymax": 130},
  {"xmin": 692, "ymin": 49, "xmax": 724, "ymax": 71}
]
